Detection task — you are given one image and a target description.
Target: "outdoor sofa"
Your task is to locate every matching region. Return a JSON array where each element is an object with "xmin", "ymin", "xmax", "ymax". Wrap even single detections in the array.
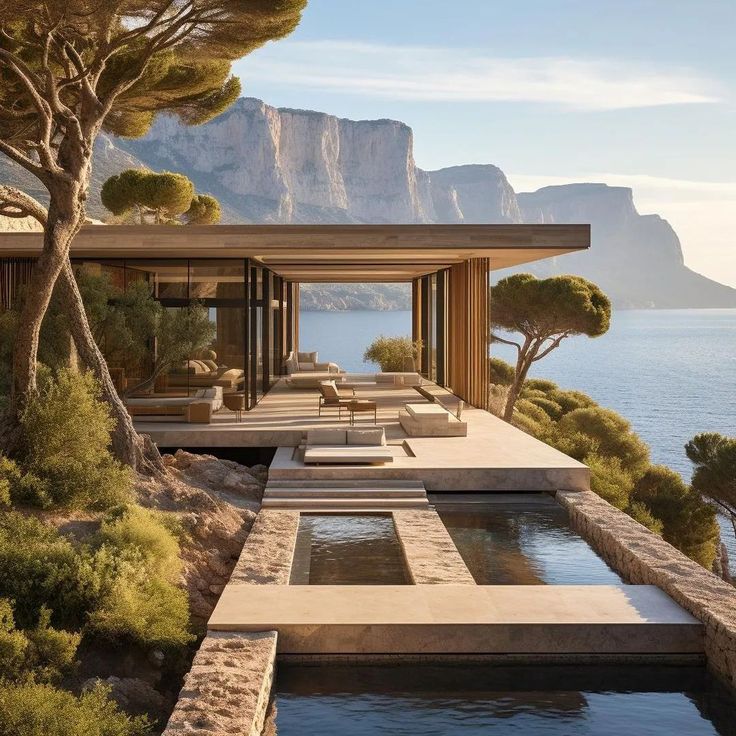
[
  {"xmin": 303, "ymin": 427, "xmax": 393, "ymax": 465},
  {"xmin": 125, "ymin": 386, "xmax": 224, "ymax": 424},
  {"xmin": 167, "ymin": 359, "xmax": 245, "ymax": 391}
]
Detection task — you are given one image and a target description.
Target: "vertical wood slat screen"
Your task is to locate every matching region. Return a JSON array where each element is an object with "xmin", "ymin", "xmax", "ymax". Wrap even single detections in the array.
[
  {"xmin": 0, "ymin": 258, "xmax": 35, "ymax": 311},
  {"xmin": 447, "ymin": 258, "xmax": 490, "ymax": 410}
]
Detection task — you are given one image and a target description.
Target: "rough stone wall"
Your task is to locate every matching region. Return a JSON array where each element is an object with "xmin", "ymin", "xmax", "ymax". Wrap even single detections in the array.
[
  {"xmin": 557, "ymin": 489, "xmax": 736, "ymax": 686},
  {"xmin": 162, "ymin": 631, "xmax": 277, "ymax": 736},
  {"xmin": 393, "ymin": 509, "xmax": 475, "ymax": 584},
  {"xmin": 229, "ymin": 510, "xmax": 300, "ymax": 585}
]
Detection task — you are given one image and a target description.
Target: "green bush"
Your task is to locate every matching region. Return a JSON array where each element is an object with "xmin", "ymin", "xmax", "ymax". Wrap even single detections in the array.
[
  {"xmin": 363, "ymin": 335, "xmax": 422, "ymax": 372},
  {"xmin": 89, "ymin": 506, "xmax": 191, "ymax": 649},
  {"xmin": 585, "ymin": 454, "xmax": 636, "ymax": 510},
  {"xmin": 627, "ymin": 501, "xmax": 665, "ymax": 536},
  {"xmin": 20, "ymin": 369, "xmax": 133, "ymax": 510},
  {"xmin": 553, "ymin": 407, "xmax": 650, "ymax": 476},
  {"xmin": 546, "ymin": 388, "xmax": 595, "ymax": 415},
  {"xmin": 0, "ymin": 512, "xmax": 95, "ymax": 630},
  {"xmin": 632, "ymin": 466, "xmax": 719, "ymax": 568},
  {"xmin": 99, "ymin": 505, "xmax": 182, "ymax": 582},
  {"xmin": 87, "ymin": 552, "xmax": 192, "ymax": 649},
  {"xmin": 0, "ymin": 681, "xmax": 150, "ymax": 736},
  {"xmin": 489, "ymin": 357, "xmax": 515, "ymax": 386},
  {"xmin": 525, "ymin": 396, "xmax": 564, "ymax": 421},
  {"xmin": 0, "ymin": 600, "xmax": 79, "ymax": 683}
]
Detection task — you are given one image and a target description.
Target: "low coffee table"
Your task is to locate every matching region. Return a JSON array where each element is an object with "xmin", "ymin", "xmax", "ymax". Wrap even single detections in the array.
[{"xmin": 345, "ymin": 399, "xmax": 377, "ymax": 425}]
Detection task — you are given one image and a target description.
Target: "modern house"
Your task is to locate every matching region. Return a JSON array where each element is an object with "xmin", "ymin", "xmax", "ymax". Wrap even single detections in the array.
[{"xmin": 0, "ymin": 223, "xmax": 589, "ymax": 411}]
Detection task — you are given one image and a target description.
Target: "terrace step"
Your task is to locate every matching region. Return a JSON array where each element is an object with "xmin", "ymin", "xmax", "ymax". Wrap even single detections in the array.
[
  {"xmin": 265, "ymin": 479, "xmax": 425, "ymax": 490},
  {"xmin": 262, "ymin": 479, "xmax": 430, "ymax": 510},
  {"xmin": 262, "ymin": 497, "xmax": 429, "ymax": 510}
]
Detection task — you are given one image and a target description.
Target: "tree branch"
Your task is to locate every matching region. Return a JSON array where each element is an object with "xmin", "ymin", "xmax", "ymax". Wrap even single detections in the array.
[
  {"xmin": 532, "ymin": 332, "xmax": 570, "ymax": 361},
  {"xmin": 490, "ymin": 333, "xmax": 522, "ymax": 353},
  {"xmin": 0, "ymin": 185, "xmax": 48, "ymax": 226}
]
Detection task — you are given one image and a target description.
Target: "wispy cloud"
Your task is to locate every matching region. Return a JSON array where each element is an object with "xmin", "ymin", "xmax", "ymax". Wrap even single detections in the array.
[{"xmin": 238, "ymin": 40, "xmax": 721, "ymax": 111}]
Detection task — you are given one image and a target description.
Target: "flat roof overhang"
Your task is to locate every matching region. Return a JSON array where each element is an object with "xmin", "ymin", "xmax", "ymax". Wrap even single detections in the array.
[{"xmin": 0, "ymin": 223, "xmax": 590, "ymax": 282}]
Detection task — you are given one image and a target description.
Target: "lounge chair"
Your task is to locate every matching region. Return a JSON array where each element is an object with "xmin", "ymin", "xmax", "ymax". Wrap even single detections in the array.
[
  {"xmin": 317, "ymin": 380, "xmax": 354, "ymax": 417},
  {"xmin": 303, "ymin": 427, "xmax": 393, "ymax": 465}
]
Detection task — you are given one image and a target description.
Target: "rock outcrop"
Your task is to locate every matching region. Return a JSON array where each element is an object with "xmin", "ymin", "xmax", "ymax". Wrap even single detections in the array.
[{"xmin": 516, "ymin": 184, "xmax": 736, "ymax": 308}]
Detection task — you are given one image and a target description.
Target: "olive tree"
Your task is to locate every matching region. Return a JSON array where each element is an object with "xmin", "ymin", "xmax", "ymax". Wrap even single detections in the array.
[
  {"xmin": 0, "ymin": 1, "xmax": 305, "ymax": 470},
  {"xmin": 686, "ymin": 433, "xmax": 736, "ymax": 538},
  {"xmin": 491, "ymin": 274, "xmax": 611, "ymax": 421}
]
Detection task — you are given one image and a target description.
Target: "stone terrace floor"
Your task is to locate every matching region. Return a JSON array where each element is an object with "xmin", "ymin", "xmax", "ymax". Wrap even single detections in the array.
[{"xmin": 136, "ymin": 378, "xmax": 589, "ymax": 492}]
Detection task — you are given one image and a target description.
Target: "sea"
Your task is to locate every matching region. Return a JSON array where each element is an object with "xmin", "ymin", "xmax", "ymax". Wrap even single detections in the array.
[{"xmin": 300, "ymin": 308, "xmax": 736, "ymax": 564}]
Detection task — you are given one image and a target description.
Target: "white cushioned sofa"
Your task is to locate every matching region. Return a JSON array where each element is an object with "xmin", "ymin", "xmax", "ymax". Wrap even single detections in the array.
[
  {"xmin": 285, "ymin": 351, "xmax": 341, "ymax": 375},
  {"xmin": 303, "ymin": 427, "xmax": 393, "ymax": 465}
]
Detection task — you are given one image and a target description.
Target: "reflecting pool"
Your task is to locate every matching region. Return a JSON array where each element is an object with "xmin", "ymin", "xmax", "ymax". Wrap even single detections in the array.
[
  {"xmin": 436, "ymin": 496, "xmax": 622, "ymax": 585},
  {"xmin": 273, "ymin": 664, "xmax": 736, "ymax": 736},
  {"xmin": 290, "ymin": 514, "xmax": 409, "ymax": 585}
]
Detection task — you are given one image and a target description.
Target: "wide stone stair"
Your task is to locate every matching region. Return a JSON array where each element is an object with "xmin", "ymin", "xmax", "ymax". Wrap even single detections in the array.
[{"xmin": 261, "ymin": 479, "xmax": 429, "ymax": 512}]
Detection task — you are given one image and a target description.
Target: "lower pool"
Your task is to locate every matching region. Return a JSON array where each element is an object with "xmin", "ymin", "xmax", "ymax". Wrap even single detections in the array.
[
  {"xmin": 273, "ymin": 664, "xmax": 736, "ymax": 735},
  {"xmin": 289, "ymin": 514, "xmax": 409, "ymax": 585},
  {"xmin": 436, "ymin": 496, "xmax": 622, "ymax": 585}
]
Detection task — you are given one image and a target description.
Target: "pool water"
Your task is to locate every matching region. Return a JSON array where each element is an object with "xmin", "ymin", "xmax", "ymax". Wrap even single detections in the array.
[
  {"xmin": 289, "ymin": 514, "xmax": 409, "ymax": 585},
  {"xmin": 273, "ymin": 664, "xmax": 736, "ymax": 736},
  {"xmin": 437, "ymin": 497, "xmax": 622, "ymax": 585}
]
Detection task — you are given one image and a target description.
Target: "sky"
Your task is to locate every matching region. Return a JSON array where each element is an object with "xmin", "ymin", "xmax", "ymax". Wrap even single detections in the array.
[{"xmin": 233, "ymin": 0, "xmax": 736, "ymax": 287}]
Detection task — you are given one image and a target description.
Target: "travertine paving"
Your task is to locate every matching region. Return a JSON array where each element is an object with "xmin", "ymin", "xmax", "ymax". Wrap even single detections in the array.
[{"xmin": 208, "ymin": 584, "xmax": 703, "ymax": 655}]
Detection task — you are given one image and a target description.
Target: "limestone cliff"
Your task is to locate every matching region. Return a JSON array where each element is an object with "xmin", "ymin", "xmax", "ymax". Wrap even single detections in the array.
[{"xmin": 516, "ymin": 184, "xmax": 736, "ymax": 308}]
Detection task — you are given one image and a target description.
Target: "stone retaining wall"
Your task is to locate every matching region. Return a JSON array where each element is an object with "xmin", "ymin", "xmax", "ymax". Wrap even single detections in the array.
[
  {"xmin": 229, "ymin": 510, "xmax": 299, "ymax": 585},
  {"xmin": 393, "ymin": 509, "xmax": 475, "ymax": 584},
  {"xmin": 162, "ymin": 631, "xmax": 277, "ymax": 736},
  {"xmin": 557, "ymin": 489, "xmax": 736, "ymax": 687}
]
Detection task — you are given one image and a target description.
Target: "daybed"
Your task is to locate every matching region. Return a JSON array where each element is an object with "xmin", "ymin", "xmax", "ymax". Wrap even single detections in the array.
[{"xmin": 303, "ymin": 427, "xmax": 393, "ymax": 465}]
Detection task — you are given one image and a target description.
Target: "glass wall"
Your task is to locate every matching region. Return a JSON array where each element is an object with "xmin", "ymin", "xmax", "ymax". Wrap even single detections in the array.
[
  {"xmin": 418, "ymin": 270, "xmax": 447, "ymax": 385},
  {"xmin": 72, "ymin": 258, "xmax": 291, "ymax": 410}
]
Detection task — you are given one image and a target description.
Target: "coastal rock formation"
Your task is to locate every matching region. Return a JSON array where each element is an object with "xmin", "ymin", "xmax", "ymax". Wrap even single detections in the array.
[
  {"xmin": 515, "ymin": 184, "xmax": 736, "ymax": 308},
  {"xmin": 137, "ymin": 450, "xmax": 267, "ymax": 623}
]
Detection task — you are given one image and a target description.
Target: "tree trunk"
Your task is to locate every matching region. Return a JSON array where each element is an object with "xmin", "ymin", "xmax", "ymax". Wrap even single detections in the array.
[
  {"xmin": 503, "ymin": 349, "xmax": 534, "ymax": 422},
  {"xmin": 58, "ymin": 261, "xmax": 165, "ymax": 476},
  {"xmin": 0, "ymin": 199, "xmax": 82, "ymax": 454}
]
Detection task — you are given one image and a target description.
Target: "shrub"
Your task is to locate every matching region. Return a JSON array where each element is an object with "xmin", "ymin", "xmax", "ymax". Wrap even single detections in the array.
[
  {"xmin": 89, "ymin": 506, "xmax": 191, "ymax": 649},
  {"xmin": 0, "ymin": 681, "xmax": 150, "ymax": 736},
  {"xmin": 546, "ymin": 388, "xmax": 595, "ymax": 415},
  {"xmin": 0, "ymin": 455, "xmax": 53, "ymax": 508},
  {"xmin": 87, "ymin": 554, "xmax": 192, "ymax": 650},
  {"xmin": 0, "ymin": 600, "xmax": 79, "ymax": 684},
  {"xmin": 363, "ymin": 336, "xmax": 422, "ymax": 372},
  {"xmin": 525, "ymin": 396, "xmax": 564, "ymax": 421},
  {"xmin": 586, "ymin": 454, "xmax": 635, "ymax": 510},
  {"xmin": 20, "ymin": 369, "xmax": 133, "ymax": 510},
  {"xmin": 99, "ymin": 506, "xmax": 181, "ymax": 582},
  {"xmin": 0, "ymin": 512, "xmax": 94, "ymax": 630},
  {"xmin": 489, "ymin": 357, "xmax": 515, "ymax": 386},
  {"xmin": 627, "ymin": 501, "xmax": 665, "ymax": 536},
  {"xmin": 632, "ymin": 466, "xmax": 719, "ymax": 568},
  {"xmin": 554, "ymin": 407, "xmax": 650, "ymax": 476}
]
